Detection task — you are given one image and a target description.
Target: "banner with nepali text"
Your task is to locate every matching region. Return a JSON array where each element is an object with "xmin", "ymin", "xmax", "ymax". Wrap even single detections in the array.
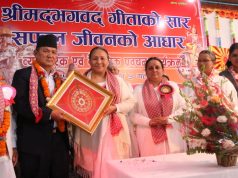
[{"xmin": 0, "ymin": 0, "xmax": 205, "ymax": 84}]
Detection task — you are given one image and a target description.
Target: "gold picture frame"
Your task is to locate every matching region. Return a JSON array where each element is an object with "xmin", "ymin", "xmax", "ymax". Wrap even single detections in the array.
[{"xmin": 47, "ymin": 71, "xmax": 113, "ymax": 134}]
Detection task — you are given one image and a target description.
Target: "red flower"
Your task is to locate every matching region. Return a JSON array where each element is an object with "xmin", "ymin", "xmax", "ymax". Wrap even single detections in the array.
[
  {"xmin": 190, "ymin": 129, "xmax": 198, "ymax": 136},
  {"xmin": 229, "ymin": 123, "xmax": 238, "ymax": 131},
  {"xmin": 215, "ymin": 125, "xmax": 224, "ymax": 132},
  {"xmin": 201, "ymin": 115, "xmax": 216, "ymax": 126},
  {"xmin": 200, "ymin": 100, "xmax": 208, "ymax": 107},
  {"xmin": 201, "ymin": 85, "xmax": 208, "ymax": 91},
  {"xmin": 188, "ymin": 123, "xmax": 199, "ymax": 136},
  {"xmin": 195, "ymin": 88, "xmax": 205, "ymax": 98},
  {"xmin": 204, "ymin": 105, "xmax": 217, "ymax": 114}
]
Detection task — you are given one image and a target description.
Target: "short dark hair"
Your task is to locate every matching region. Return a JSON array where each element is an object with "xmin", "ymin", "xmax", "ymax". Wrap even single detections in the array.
[
  {"xmin": 145, "ymin": 57, "xmax": 164, "ymax": 70},
  {"xmin": 226, "ymin": 43, "xmax": 238, "ymax": 68},
  {"xmin": 89, "ymin": 46, "xmax": 109, "ymax": 60},
  {"xmin": 199, "ymin": 50, "xmax": 216, "ymax": 61}
]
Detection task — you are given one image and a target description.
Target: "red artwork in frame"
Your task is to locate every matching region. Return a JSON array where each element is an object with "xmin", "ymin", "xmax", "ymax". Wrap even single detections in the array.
[{"xmin": 47, "ymin": 71, "xmax": 113, "ymax": 134}]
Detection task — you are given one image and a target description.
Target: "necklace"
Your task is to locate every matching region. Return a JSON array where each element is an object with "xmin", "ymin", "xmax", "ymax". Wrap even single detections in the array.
[
  {"xmin": 0, "ymin": 79, "xmax": 10, "ymax": 156},
  {"xmin": 32, "ymin": 60, "xmax": 65, "ymax": 132},
  {"xmin": 0, "ymin": 110, "xmax": 10, "ymax": 156}
]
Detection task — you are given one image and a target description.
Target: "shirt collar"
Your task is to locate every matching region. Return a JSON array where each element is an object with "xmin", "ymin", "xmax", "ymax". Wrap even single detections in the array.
[{"xmin": 39, "ymin": 66, "xmax": 55, "ymax": 76}]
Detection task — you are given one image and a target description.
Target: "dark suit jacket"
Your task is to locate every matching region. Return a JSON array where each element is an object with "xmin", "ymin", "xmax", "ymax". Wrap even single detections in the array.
[
  {"xmin": 12, "ymin": 67, "xmax": 69, "ymax": 154},
  {"xmin": 220, "ymin": 69, "xmax": 238, "ymax": 97}
]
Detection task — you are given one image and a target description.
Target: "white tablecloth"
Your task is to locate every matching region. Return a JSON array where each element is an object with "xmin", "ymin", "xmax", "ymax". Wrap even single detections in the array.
[{"xmin": 107, "ymin": 153, "xmax": 238, "ymax": 178}]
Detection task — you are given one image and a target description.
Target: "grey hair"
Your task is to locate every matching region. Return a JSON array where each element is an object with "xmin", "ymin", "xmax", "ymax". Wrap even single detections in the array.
[{"xmin": 199, "ymin": 50, "xmax": 216, "ymax": 61}]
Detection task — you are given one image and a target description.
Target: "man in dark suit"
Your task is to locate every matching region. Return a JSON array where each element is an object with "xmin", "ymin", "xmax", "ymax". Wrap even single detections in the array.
[{"xmin": 12, "ymin": 34, "xmax": 69, "ymax": 178}]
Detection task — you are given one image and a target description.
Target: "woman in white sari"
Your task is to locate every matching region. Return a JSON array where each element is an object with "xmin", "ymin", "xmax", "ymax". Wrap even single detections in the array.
[
  {"xmin": 131, "ymin": 57, "xmax": 186, "ymax": 156},
  {"xmin": 73, "ymin": 46, "xmax": 135, "ymax": 178}
]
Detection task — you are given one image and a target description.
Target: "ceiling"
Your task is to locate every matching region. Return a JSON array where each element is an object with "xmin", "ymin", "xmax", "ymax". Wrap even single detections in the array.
[
  {"xmin": 201, "ymin": 0, "xmax": 238, "ymax": 9},
  {"xmin": 201, "ymin": 0, "xmax": 238, "ymax": 5},
  {"xmin": 216, "ymin": 0, "xmax": 237, "ymax": 3}
]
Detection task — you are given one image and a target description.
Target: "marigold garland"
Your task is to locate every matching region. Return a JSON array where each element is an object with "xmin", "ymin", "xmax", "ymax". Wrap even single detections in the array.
[
  {"xmin": 0, "ymin": 110, "xmax": 10, "ymax": 156},
  {"xmin": 202, "ymin": 7, "xmax": 238, "ymax": 19},
  {"xmin": 32, "ymin": 60, "xmax": 65, "ymax": 132},
  {"xmin": 230, "ymin": 19, "xmax": 236, "ymax": 43},
  {"xmin": 202, "ymin": 5, "xmax": 238, "ymax": 45},
  {"xmin": 203, "ymin": 16, "xmax": 210, "ymax": 48}
]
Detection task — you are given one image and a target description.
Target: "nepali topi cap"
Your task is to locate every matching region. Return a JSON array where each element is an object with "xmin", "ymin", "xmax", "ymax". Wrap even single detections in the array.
[{"xmin": 36, "ymin": 34, "xmax": 57, "ymax": 49}]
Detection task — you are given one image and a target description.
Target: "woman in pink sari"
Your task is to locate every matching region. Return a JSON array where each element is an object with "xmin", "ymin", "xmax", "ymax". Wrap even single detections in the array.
[
  {"xmin": 73, "ymin": 46, "xmax": 135, "ymax": 178},
  {"xmin": 131, "ymin": 57, "xmax": 186, "ymax": 156}
]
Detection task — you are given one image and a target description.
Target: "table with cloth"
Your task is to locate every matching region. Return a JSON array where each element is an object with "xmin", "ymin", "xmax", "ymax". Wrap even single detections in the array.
[{"xmin": 107, "ymin": 153, "xmax": 238, "ymax": 178}]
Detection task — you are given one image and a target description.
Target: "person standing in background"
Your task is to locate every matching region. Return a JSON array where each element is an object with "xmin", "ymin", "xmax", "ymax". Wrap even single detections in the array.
[
  {"xmin": 220, "ymin": 43, "xmax": 238, "ymax": 98},
  {"xmin": 0, "ymin": 70, "xmax": 18, "ymax": 178},
  {"xmin": 130, "ymin": 57, "xmax": 186, "ymax": 157},
  {"xmin": 195, "ymin": 50, "xmax": 237, "ymax": 106}
]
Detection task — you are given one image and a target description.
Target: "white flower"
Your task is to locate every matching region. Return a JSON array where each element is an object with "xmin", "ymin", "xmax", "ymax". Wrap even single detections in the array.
[
  {"xmin": 200, "ymin": 139, "xmax": 207, "ymax": 149},
  {"xmin": 222, "ymin": 139, "xmax": 235, "ymax": 150},
  {"xmin": 207, "ymin": 96, "xmax": 211, "ymax": 101},
  {"xmin": 188, "ymin": 138, "xmax": 207, "ymax": 149},
  {"xmin": 188, "ymin": 139, "xmax": 197, "ymax": 149},
  {"xmin": 217, "ymin": 115, "xmax": 228, "ymax": 123},
  {"xmin": 201, "ymin": 128, "xmax": 211, "ymax": 137}
]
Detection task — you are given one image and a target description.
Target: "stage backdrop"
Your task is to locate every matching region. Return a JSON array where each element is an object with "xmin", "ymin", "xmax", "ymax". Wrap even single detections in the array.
[{"xmin": 0, "ymin": 0, "xmax": 205, "ymax": 85}]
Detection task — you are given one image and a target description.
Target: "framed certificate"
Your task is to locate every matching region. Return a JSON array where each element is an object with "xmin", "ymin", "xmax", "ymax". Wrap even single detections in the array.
[{"xmin": 47, "ymin": 71, "xmax": 113, "ymax": 134}]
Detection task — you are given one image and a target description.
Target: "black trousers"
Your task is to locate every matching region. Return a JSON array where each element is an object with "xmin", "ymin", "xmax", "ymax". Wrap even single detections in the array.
[{"xmin": 19, "ymin": 132, "xmax": 69, "ymax": 178}]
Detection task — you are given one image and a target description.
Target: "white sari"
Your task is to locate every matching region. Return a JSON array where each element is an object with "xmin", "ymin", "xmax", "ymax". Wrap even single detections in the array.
[
  {"xmin": 131, "ymin": 81, "xmax": 186, "ymax": 156},
  {"xmin": 74, "ymin": 72, "xmax": 135, "ymax": 178}
]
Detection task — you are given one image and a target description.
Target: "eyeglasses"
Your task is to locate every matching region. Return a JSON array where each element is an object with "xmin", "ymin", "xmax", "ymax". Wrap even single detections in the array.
[{"xmin": 231, "ymin": 54, "xmax": 238, "ymax": 58}]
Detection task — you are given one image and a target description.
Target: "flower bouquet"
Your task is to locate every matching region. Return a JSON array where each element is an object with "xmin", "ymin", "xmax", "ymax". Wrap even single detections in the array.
[{"xmin": 175, "ymin": 73, "xmax": 238, "ymax": 167}]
